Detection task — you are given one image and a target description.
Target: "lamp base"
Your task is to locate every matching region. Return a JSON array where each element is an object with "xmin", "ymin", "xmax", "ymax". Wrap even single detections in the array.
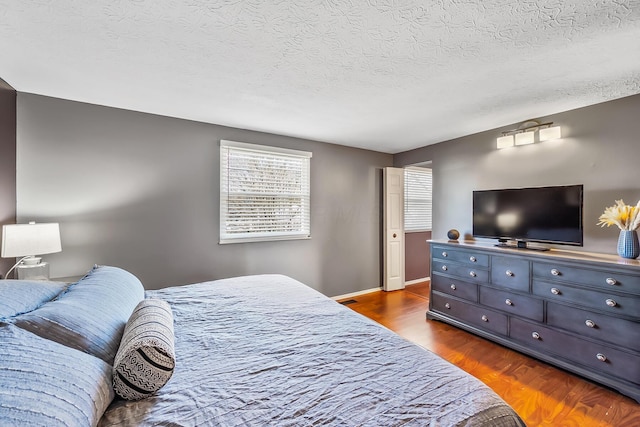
[{"xmin": 17, "ymin": 262, "xmax": 50, "ymax": 280}]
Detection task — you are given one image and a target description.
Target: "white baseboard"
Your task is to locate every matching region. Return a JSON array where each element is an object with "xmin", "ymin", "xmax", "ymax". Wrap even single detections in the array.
[
  {"xmin": 331, "ymin": 279, "xmax": 430, "ymax": 300},
  {"xmin": 331, "ymin": 287, "xmax": 381, "ymax": 300},
  {"xmin": 405, "ymin": 277, "xmax": 430, "ymax": 286}
]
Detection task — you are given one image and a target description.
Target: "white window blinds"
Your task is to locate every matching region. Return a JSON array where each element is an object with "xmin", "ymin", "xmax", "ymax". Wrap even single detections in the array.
[
  {"xmin": 404, "ymin": 167, "xmax": 432, "ymax": 231},
  {"xmin": 220, "ymin": 140, "xmax": 312, "ymax": 244}
]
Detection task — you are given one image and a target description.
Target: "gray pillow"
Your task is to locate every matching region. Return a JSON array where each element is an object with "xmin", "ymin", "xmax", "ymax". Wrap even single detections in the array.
[
  {"xmin": 11, "ymin": 265, "xmax": 145, "ymax": 364},
  {"xmin": 0, "ymin": 323, "xmax": 114, "ymax": 427},
  {"xmin": 113, "ymin": 298, "xmax": 176, "ymax": 400}
]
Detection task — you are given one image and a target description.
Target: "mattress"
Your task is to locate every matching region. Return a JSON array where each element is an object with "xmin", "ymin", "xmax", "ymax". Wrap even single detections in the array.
[{"xmin": 99, "ymin": 274, "xmax": 525, "ymax": 426}]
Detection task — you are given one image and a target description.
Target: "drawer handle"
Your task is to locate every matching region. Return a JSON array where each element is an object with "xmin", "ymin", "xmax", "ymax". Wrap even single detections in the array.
[
  {"xmin": 469, "ymin": 271, "xmax": 477, "ymax": 278},
  {"xmin": 444, "ymin": 303, "xmax": 451, "ymax": 309},
  {"xmin": 550, "ymin": 287, "xmax": 561, "ymax": 295},
  {"xmin": 505, "ymin": 299, "xmax": 513, "ymax": 306},
  {"xmin": 505, "ymin": 270, "xmax": 514, "ymax": 277},
  {"xmin": 441, "ymin": 265, "xmax": 448, "ymax": 271},
  {"xmin": 585, "ymin": 319, "xmax": 596, "ymax": 328},
  {"xmin": 551, "ymin": 268, "xmax": 560, "ymax": 276},
  {"xmin": 450, "ymin": 284, "xmax": 457, "ymax": 290},
  {"xmin": 481, "ymin": 315, "xmax": 488, "ymax": 322},
  {"xmin": 605, "ymin": 298, "xmax": 617, "ymax": 307},
  {"xmin": 469, "ymin": 256, "xmax": 477, "ymax": 262},
  {"xmin": 532, "ymin": 331, "xmax": 541, "ymax": 340},
  {"xmin": 442, "ymin": 251, "xmax": 448, "ymax": 257},
  {"xmin": 596, "ymin": 353, "xmax": 607, "ymax": 362},
  {"xmin": 606, "ymin": 277, "xmax": 617, "ymax": 286}
]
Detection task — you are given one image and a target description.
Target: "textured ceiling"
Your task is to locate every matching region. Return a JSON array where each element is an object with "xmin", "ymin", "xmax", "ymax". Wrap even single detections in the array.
[{"xmin": 1, "ymin": 1, "xmax": 640, "ymax": 153}]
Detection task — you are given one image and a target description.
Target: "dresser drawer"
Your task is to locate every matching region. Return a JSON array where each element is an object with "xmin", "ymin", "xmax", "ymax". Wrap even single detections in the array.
[
  {"xmin": 431, "ymin": 273, "xmax": 478, "ymax": 302},
  {"xmin": 547, "ymin": 302, "xmax": 640, "ymax": 351},
  {"xmin": 533, "ymin": 262, "xmax": 640, "ymax": 294},
  {"xmin": 431, "ymin": 292, "xmax": 508, "ymax": 336},
  {"xmin": 432, "ymin": 260, "xmax": 489, "ymax": 283},
  {"xmin": 490, "ymin": 256, "xmax": 530, "ymax": 292},
  {"xmin": 479, "ymin": 287, "xmax": 543, "ymax": 322},
  {"xmin": 432, "ymin": 246, "xmax": 490, "ymax": 267},
  {"xmin": 533, "ymin": 280, "xmax": 640, "ymax": 318},
  {"xmin": 510, "ymin": 317, "xmax": 640, "ymax": 385}
]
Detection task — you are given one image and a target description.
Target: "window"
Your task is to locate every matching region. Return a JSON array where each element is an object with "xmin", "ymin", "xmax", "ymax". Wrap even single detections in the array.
[
  {"xmin": 220, "ymin": 140, "xmax": 312, "ymax": 244},
  {"xmin": 404, "ymin": 167, "xmax": 432, "ymax": 231}
]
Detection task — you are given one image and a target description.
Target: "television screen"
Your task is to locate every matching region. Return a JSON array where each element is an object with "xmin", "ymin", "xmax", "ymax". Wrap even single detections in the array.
[{"xmin": 473, "ymin": 184, "xmax": 583, "ymax": 247}]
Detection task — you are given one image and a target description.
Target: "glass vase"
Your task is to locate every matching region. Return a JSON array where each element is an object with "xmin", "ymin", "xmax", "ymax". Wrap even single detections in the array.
[{"xmin": 617, "ymin": 230, "xmax": 640, "ymax": 259}]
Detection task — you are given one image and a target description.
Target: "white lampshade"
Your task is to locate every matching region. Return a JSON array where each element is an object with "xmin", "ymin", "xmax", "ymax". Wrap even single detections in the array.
[
  {"xmin": 1, "ymin": 223, "xmax": 62, "ymax": 258},
  {"xmin": 515, "ymin": 131, "xmax": 535, "ymax": 145},
  {"xmin": 496, "ymin": 135, "xmax": 514, "ymax": 149},
  {"xmin": 539, "ymin": 125, "xmax": 562, "ymax": 141}
]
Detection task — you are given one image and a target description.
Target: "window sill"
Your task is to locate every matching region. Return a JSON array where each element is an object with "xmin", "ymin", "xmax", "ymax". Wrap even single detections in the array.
[{"xmin": 219, "ymin": 235, "xmax": 311, "ymax": 245}]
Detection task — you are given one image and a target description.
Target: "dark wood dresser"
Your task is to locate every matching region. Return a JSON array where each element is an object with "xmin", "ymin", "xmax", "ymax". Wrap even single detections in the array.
[{"xmin": 427, "ymin": 240, "xmax": 640, "ymax": 403}]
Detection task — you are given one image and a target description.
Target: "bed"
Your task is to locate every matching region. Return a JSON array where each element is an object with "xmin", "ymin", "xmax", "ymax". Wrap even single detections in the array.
[{"xmin": 1, "ymin": 266, "xmax": 525, "ymax": 426}]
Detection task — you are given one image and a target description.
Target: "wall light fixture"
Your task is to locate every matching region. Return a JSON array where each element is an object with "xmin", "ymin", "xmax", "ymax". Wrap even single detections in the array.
[{"xmin": 497, "ymin": 120, "xmax": 562, "ymax": 149}]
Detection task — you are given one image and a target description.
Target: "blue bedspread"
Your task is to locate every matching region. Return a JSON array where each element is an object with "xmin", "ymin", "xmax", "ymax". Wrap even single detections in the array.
[{"xmin": 99, "ymin": 274, "xmax": 525, "ymax": 427}]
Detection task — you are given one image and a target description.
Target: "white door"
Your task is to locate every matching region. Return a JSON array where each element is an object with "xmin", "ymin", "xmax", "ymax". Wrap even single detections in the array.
[{"xmin": 383, "ymin": 167, "xmax": 405, "ymax": 291}]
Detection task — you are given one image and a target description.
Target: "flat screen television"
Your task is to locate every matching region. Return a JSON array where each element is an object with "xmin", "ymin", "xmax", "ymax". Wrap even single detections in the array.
[{"xmin": 472, "ymin": 184, "xmax": 583, "ymax": 249}]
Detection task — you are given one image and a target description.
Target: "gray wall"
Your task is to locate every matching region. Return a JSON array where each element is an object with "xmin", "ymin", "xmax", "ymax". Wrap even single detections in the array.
[
  {"xmin": 16, "ymin": 93, "xmax": 392, "ymax": 294},
  {"xmin": 395, "ymin": 94, "xmax": 640, "ymax": 255},
  {"xmin": 0, "ymin": 78, "xmax": 16, "ymax": 277},
  {"xmin": 405, "ymin": 230, "xmax": 431, "ymax": 282}
]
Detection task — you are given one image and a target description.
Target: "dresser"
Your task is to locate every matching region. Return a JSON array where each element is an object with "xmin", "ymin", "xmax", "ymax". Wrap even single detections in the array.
[{"xmin": 427, "ymin": 240, "xmax": 640, "ymax": 403}]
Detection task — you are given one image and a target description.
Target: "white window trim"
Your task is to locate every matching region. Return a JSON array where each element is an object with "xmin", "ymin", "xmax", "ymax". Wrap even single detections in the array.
[
  {"xmin": 221, "ymin": 140, "xmax": 311, "ymax": 158},
  {"xmin": 219, "ymin": 140, "xmax": 312, "ymax": 244}
]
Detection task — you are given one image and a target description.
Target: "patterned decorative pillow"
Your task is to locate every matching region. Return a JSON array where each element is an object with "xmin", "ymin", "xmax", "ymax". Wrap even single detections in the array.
[
  {"xmin": 10, "ymin": 265, "xmax": 145, "ymax": 365},
  {"xmin": 113, "ymin": 298, "xmax": 176, "ymax": 400},
  {"xmin": 0, "ymin": 323, "xmax": 114, "ymax": 426}
]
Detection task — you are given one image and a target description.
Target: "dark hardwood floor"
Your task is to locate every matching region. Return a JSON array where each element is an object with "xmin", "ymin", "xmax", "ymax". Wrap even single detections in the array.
[{"xmin": 338, "ymin": 282, "xmax": 639, "ymax": 427}]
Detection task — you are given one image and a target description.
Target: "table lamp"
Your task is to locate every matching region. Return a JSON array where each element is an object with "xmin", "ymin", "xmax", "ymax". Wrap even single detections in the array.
[{"xmin": 1, "ymin": 222, "xmax": 62, "ymax": 280}]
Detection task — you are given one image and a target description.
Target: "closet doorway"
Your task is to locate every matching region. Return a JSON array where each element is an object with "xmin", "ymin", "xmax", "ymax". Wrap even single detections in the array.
[{"xmin": 403, "ymin": 163, "xmax": 432, "ymax": 285}]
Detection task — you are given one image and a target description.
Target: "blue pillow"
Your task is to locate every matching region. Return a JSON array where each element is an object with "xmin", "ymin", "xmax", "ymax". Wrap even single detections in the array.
[
  {"xmin": 11, "ymin": 265, "xmax": 145, "ymax": 365},
  {"xmin": 0, "ymin": 279, "xmax": 68, "ymax": 320},
  {"xmin": 0, "ymin": 323, "xmax": 114, "ymax": 426}
]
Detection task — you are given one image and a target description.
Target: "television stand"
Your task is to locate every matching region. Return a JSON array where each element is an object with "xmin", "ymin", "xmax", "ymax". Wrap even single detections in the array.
[
  {"xmin": 494, "ymin": 240, "xmax": 550, "ymax": 251},
  {"xmin": 496, "ymin": 239, "xmax": 508, "ymax": 246}
]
